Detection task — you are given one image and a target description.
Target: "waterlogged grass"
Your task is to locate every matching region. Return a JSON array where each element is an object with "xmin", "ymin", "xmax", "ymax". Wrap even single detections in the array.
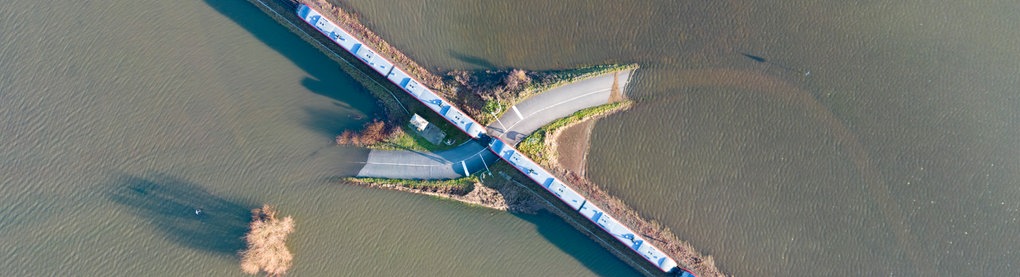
[
  {"xmin": 367, "ymin": 121, "xmax": 470, "ymax": 153},
  {"xmin": 516, "ymin": 101, "xmax": 632, "ymax": 165},
  {"xmin": 366, "ymin": 127, "xmax": 428, "ymax": 152},
  {"xmin": 346, "ymin": 176, "xmax": 478, "ymax": 192}
]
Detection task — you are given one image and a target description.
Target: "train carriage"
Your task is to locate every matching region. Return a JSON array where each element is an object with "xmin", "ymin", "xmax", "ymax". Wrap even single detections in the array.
[
  {"xmin": 354, "ymin": 46, "xmax": 394, "ymax": 75},
  {"xmin": 297, "ymin": 4, "xmax": 691, "ymax": 274},
  {"xmin": 296, "ymin": 5, "xmax": 361, "ymax": 50},
  {"xmin": 296, "ymin": 4, "xmax": 484, "ymax": 139},
  {"xmin": 386, "ymin": 67, "xmax": 412, "ymax": 87}
]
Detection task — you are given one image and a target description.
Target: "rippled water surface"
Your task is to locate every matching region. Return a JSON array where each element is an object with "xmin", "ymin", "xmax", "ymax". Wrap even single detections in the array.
[{"xmin": 3, "ymin": 0, "xmax": 1018, "ymax": 275}]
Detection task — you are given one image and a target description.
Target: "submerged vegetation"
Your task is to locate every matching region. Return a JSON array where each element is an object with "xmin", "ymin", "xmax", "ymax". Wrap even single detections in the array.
[{"xmin": 240, "ymin": 205, "xmax": 295, "ymax": 276}]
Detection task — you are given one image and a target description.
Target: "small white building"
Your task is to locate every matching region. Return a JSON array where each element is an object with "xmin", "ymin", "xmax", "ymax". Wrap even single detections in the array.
[
  {"xmin": 409, "ymin": 114, "xmax": 429, "ymax": 132},
  {"xmin": 408, "ymin": 114, "xmax": 446, "ymax": 145}
]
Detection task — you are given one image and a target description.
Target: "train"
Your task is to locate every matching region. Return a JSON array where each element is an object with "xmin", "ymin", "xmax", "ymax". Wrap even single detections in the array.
[
  {"xmin": 488, "ymin": 138, "xmax": 695, "ymax": 276},
  {"xmin": 296, "ymin": 4, "xmax": 694, "ymax": 276},
  {"xmin": 296, "ymin": 4, "xmax": 486, "ymax": 139}
]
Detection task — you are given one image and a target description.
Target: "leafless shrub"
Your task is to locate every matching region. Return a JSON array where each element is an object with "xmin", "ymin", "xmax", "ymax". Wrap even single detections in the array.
[
  {"xmin": 336, "ymin": 119, "xmax": 393, "ymax": 147},
  {"xmin": 240, "ymin": 205, "xmax": 295, "ymax": 276},
  {"xmin": 505, "ymin": 69, "xmax": 531, "ymax": 92}
]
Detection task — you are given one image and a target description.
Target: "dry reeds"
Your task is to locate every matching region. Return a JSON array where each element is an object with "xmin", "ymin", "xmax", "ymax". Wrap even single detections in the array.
[
  {"xmin": 336, "ymin": 119, "xmax": 392, "ymax": 147},
  {"xmin": 240, "ymin": 205, "xmax": 295, "ymax": 276}
]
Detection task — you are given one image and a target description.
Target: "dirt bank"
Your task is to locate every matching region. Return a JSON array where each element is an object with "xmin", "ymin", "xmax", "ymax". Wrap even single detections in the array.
[
  {"xmin": 545, "ymin": 111, "xmax": 727, "ymax": 277},
  {"xmin": 552, "ymin": 119, "xmax": 596, "ymax": 174},
  {"xmin": 344, "ymin": 178, "xmax": 509, "ymax": 211}
]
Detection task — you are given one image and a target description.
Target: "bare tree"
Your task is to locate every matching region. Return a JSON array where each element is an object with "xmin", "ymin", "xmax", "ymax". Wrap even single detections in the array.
[{"xmin": 240, "ymin": 205, "xmax": 295, "ymax": 276}]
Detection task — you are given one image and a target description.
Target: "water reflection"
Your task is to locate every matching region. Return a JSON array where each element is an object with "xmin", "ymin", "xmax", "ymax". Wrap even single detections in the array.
[
  {"xmin": 203, "ymin": 0, "xmax": 378, "ymax": 136},
  {"xmin": 515, "ymin": 212, "xmax": 642, "ymax": 277},
  {"xmin": 108, "ymin": 174, "xmax": 255, "ymax": 255}
]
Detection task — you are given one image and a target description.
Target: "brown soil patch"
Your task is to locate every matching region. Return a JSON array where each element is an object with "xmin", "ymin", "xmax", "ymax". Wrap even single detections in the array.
[
  {"xmin": 345, "ymin": 179, "xmax": 509, "ymax": 211},
  {"xmin": 543, "ymin": 106, "xmax": 727, "ymax": 276},
  {"xmin": 608, "ymin": 71, "xmax": 625, "ymax": 103},
  {"xmin": 552, "ymin": 120, "xmax": 596, "ymax": 174}
]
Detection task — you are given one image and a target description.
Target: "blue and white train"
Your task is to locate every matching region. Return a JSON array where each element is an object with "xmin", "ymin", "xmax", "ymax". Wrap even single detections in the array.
[
  {"xmin": 489, "ymin": 138, "xmax": 695, "ymax": 277},
  {"xmin": 296, "ymin": 4, "xmax": 486, "ymax": 139},
  {"xmin": 297, "ymin": 4, "xmax": 693, "ymax": 276}
]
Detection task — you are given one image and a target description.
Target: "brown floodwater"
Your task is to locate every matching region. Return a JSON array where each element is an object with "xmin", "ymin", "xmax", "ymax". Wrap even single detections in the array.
[
  {"xmin": 339, "ymin": 0, "xmax": 1020, "ymax": 275},
  {"xmin": 2, "ymin": 0, "xmax": 1017, "ymax": 275}
]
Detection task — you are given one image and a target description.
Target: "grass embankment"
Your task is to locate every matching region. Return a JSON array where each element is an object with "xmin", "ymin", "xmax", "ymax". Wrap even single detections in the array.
[
  {"xmin": 254, "ymin": 0, "xmax": 467, "ymax": 153},
  {"xmin": 516, "ymin": 101, "xmax": 633, "ymax": 165},
  {"xmin": 257, "ymin": 1, "xmax": 719, "ymax": 275},
  {"xmin": 305, "ymin": 0, "xmax": 446, "ymax": 90},
  {"xmin": 345, "ymin": 176, "xmax": 513, "ymax": 210},
  {"xmin": 298, "ymin": 0, "xmax": 477, "ymax": 151},
  {"xmin": 345, "ymin": 176, "xmax": 478, "ymax": 195},
  {"xmin": 337, "ymin": 117, "xmax": 469, "ymax": 152},
  {"xmin": 367, "ymin": 127, "xmax": 435, "ymax": 152},
  {"xmin": 447, "ymin": 64, "xmax": 639, "ymax": 125},
  {"xmin": 383, "ymin": 109, "xmax": 473, "ymax": 151},
  {"xmin": 255, "ymin": 0, "xmax": 473, "ymax": 152},
  {"xmin": 510, "ymin": 99, "xmax": 724, "ymax": 275}
]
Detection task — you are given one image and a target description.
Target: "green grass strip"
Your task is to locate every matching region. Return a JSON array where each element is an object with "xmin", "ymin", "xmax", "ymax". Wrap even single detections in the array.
[{"xmin": 517, "ymin": 101, "xmax": 632, "ymax": 165}]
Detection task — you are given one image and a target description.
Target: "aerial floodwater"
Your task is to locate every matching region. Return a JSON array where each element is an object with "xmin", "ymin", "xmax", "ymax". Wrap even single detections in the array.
[{"xmin": 1, "ymin": 0, "xmax": 1017, "ymax": 276}]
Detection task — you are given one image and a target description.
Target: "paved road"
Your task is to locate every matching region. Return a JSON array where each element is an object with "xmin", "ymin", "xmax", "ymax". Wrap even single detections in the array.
[
  {"xmin": 487, "ymin": 70, "xmax": 633, "ymax": 144},
  {"xmin": 356, "ymin": 139, "xmax": 498, "ymax": 179},
  {"xmin": 356, "ymin": 69, "xmax": 632, "ymax": 179}
]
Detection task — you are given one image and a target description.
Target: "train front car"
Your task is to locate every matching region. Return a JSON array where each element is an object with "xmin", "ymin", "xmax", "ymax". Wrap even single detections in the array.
[
  {"xmin": 298, "ymin": 5, "xmax": 360, "ymax": 51},
  {"xmin": 297, "ymin": 4, "xmax": 482, "ymax": 139}
]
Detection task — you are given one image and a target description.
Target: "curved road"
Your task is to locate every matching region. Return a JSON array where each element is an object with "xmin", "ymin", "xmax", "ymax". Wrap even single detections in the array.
[
  {"xmin": 356, "ymin": 70, "xmax": 633, "ymax": 179},
  {"xmin": 488, "ymin": 70, "xmax": 633, "ymax": 144},
  {"xmin": 356, "ymin": 140, "xmax": 498, "ymax": 179}
]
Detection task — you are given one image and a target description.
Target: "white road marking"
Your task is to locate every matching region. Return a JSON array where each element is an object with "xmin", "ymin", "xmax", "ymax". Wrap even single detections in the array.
[
  {"xmin": 511, "ymin": 105, "xmax": 525, "ymax": 120},
  {"xmin": 362, "ymin": 162, "xmax": 450, "ymax": 167},
  {"xmin": 479, "ymin": 152, "xmax": 490, "ymax": 172},
  {"xmin": 502, "ymin": 87, "xmax": 612, "ymax": 137},
  {"xmin": 461, "ymin": 161, "xmax": 470, "ymax": 175}
]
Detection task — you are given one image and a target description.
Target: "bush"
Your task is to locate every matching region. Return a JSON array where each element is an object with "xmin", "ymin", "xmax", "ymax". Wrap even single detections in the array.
[
  {"xmin": 336, "ymin": 119, "xmax": 392, "ymax": 147},
  {"xmin": 240, "ymin": 205, "xmax": 295, "ymax": 276}
]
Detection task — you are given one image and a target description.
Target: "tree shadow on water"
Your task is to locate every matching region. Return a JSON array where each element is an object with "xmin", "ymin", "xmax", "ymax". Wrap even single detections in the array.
[
  {"xmin": 515, "ymin": 211, "xmax": 643, "ymax": 277},
  {"xmin": 302, "ymin": 106, "xmax": 364, "ymax": 139},
  {"xmin": 107, "ymin": 174, "xmax": 256, "ymax": 256},
  {"xmin": 448, "ymin": 50, "xmax": 499, "ymax": 69},
  {"xmin": 202, "ymin": 0, "xmax": 380, "ymax": 125}
]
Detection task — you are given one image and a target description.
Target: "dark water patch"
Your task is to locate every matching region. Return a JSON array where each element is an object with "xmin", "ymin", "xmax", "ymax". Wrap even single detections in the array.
[
  {"xmin": 302, "ymin": 106, "xmax": 365, "ymax": 140},
  {"xmin": 448, "ymin": 50, "xmax": 498, "ymax": 69},
  {"xmin": 300, "ymin": 75, "xmax": 373, "ymax": 116},
  {"xmin": 107, "ymin": 174, "xmax": 256, "ymax": 255},
  {"xmin": 515, "ymin": 211, "xmax": 642, "ymax": 277},
  {"xmin": 203, "ymin": 0, "xmax": 380, "ymax": 118}
]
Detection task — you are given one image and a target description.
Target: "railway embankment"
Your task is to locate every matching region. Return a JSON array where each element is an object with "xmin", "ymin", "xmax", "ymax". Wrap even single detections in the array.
[
  {"xmin": 344, "ymin": 176, "xmax": 509, "ymax": 211},
  {"xmin": 245, "ymin": 0, "xmax": 722, "ymax": 275},
  {"xmin": 534, "ymin": 110, "xmax": 725, "ymax": 277}
]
